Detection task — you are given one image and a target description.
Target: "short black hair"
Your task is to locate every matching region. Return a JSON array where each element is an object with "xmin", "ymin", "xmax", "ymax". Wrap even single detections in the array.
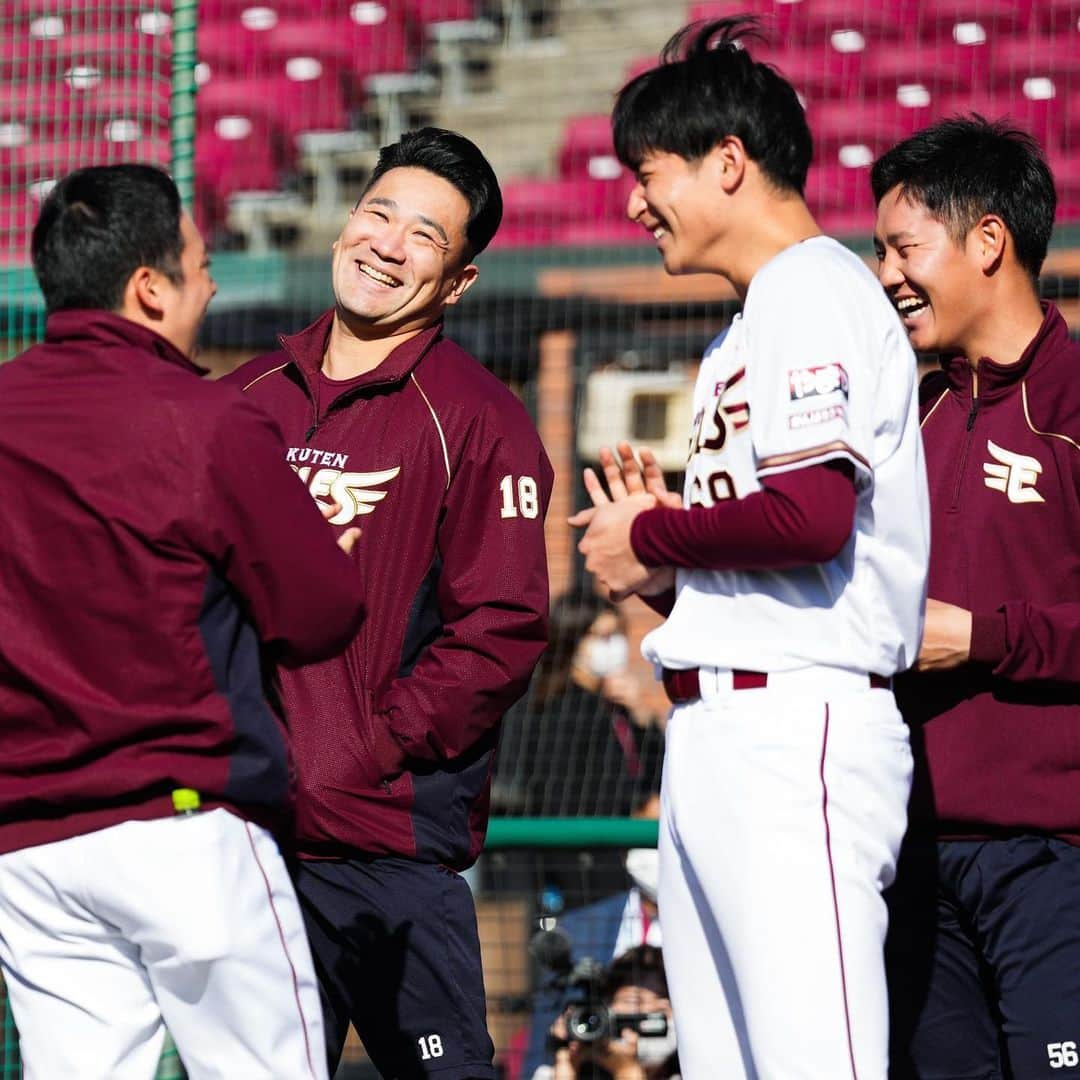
[
  {"xmin": 32, "ymin": 164, "xmax": 185, "ymax": 315},
  {"xmin": 362, "ymin": 127, "xmax": 503, "ymax": 259},
  {"xmin": 613, "ymin": 17, "xmax": 813, "ymax": 195},
  {"xmin": 871, "ymin": 116, "xmax": 1056, "ymax": 282},
  {"xmin": 602, "ymin": 945, "xmax": 669, "ymax": 1003}
]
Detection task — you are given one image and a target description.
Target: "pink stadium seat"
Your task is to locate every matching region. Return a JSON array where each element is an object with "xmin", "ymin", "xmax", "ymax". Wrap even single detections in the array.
[
  {"xmin": 1048, "ymin": 153, "xmax": 1080, "ymax": 222},
  {"xmin": 805, "ymin": 161, "xmax": 876, "ymax": 237},
  {"xmin": 48, "ymin": 31, "xmax": 173, "ymax": 78},
  {"xmin": 197, "ymin": 0, "xmax": 318, "ymax": 17},
  {"xmin": 805, "ymin": 98, "xmax": 922, "ymax": 157},
  {"xmin": 262, "ymin": 13, "xmax": 411, "ymax": 84},
  {"xmin": 197, "ymin": 73, "xmax": 350, "ymax": 147},
  {"xmin": 195, "ymin": 18, "xmax": 275, "ymax": 78},
  {"xmin": 861, "ymin": 40, "xmax": 992, "ymax": 98},
  {"xmin": 757, "ymin": 42, "xmax": 863, "ymax": 101},
  {"xmin": 912, "ymin": 0, "xmax": 1032, "ymax": 42},
  {"xmin": 0, "ymin": 136, "xmax": 169, "ymax": 189},
  {"xmin": 990, "ymin": 35, "xmax": 1080, "ymax": 90},
  {"xmin": 687, "ymin": 1, "xmax": 798, "ymax": 43},
  {"xmin": 558, "ymin": 114, "xmax": 622, "ymax": 179},
  {"xmin": 934, "ymin": 90, "xmax": 1066, "ymax": 154},
  {"xmin": 406, "ymin": 0, "xmax": 478, "ymax": 24},
  {"xmin": 787, "ymin": 0, "xmax": 911, "ymax": 47},
  {"xmin": 1032, "ymin": 0, "xmax": 1080, "ymax": 34},
  {"xmin": 195, "ymin": 125, "xmax": 282, "ymax": 234},
  {"xmin": 493, "ymin": 176, "xmax": 634, "ymax": 248}
]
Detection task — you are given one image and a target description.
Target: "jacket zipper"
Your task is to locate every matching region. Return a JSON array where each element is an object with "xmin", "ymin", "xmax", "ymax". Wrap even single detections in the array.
[{"xmin": 950, "ymin": 365, "xmax": 979, "ymax": 510}]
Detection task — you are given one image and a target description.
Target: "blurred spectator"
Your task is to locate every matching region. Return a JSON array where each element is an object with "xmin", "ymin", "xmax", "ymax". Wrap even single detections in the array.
[
  {"xmin": 541, "ymin": 945, "xmax": 678, "ymax": 1080},
  {"xmin": 494, "ymin": 591, "xmax": 664, "ymax": 818},
  {"xmin": 522, "ymin": 794, "xmax": 662, "ymax": 1080}
]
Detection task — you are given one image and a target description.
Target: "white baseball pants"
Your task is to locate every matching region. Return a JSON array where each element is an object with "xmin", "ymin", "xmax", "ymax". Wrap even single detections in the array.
[
  {"xmin": 658, "ymin": 669, "xmax": 912, "ymax": 1080},
  {"xmin": 0, "ymin": 809, "xmax": 327, "ymax": 1080}
]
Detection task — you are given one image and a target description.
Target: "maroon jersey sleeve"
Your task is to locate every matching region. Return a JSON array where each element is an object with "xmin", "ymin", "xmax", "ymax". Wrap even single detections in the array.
[
  {"xmin": 371, "ymin": 405, "xmax": 553, "ymax": 772},
  {"xmin": 196, "ymin": 394, "xmax": 365, "ymax": 666},
  {"xmin": 630, "ymin": 461, "xmax": 857, "ymax": 571},
  {"xmin": 977, "ymin": 603, "xmax": 1080, "ymax": 683}
]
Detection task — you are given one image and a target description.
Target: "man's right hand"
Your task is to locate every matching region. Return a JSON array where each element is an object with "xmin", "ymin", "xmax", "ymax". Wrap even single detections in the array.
[
  {"xmin": 320, "ymin": 501, "xmax": 362, "ymax": 555},
  {"xmin": 569, "ymin": 442, "xmax": 679, "ymax": 602}
]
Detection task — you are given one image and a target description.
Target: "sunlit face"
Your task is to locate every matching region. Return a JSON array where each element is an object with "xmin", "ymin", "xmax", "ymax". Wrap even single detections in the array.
[
  {"xmin": 157, "ymin": 213, "xmax": 216, "ymax": 358},
  {"xmin": 610, "ymin": 984, "xmax": 672, "ymax": 1020},
  {"xmin": 331, "ymin": 166, "xmax": 477, "ymax": 337},
  {"xmin": 626, "ymin": 149, "xmax": 726, "ymax": 276},
  {"xmin": 873, "ymin": 185, "xmax": 985, "ymax": 357}
]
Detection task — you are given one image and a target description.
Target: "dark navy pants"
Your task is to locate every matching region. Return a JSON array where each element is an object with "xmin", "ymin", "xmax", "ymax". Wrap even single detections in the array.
[
  {"xmin": 886, "ymin": 835, "xmax": 1080, "ymax": 1080},
  {"xmin": 293, "ymin": 856, "xmax": 496, "ymax": 1080}
]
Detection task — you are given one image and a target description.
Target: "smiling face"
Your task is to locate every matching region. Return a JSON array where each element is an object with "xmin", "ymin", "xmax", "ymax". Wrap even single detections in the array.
[
  {"xmin": 626, "ymin": 149, "xmax": 728, "ymax": 276},
  {"xmin": 331, "ymin": 166, "xmax": 477, "ymax": 337},
  {"xmin": 873, "ymin": 185, "xmax": 987, "ymax": 357},
  {"xmin": 155, "ymin": 213, "xmax": 216, "ymax": 358}
]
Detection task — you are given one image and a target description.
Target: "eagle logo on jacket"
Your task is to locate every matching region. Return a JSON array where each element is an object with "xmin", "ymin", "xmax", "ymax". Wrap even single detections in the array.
[{"xmin": 292, "ymin": 464, "xmax": 402, "ymax": 524}]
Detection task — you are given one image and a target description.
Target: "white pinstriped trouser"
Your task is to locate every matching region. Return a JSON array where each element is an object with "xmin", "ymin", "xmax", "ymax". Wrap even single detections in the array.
[
  {"xmin": 658, "ymin": 670, "xmax": 912, "ymax": 1080},
  {"xmin": 0, "ymin": 809, "xmax": 327, "ymax": 1080}
]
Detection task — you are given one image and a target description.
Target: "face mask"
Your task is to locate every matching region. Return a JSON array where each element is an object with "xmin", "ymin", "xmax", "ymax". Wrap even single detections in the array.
[
  {"xmin": 636, "ymin": 1024, "xmax": 677, "ymax": 1068},
  {"xmin": 583, "ymin": 633, "xmax": 629, "ymax": 678},
  {"xmin": 625, "ymin": 847, "xmax": 659, "ymax": 902}
]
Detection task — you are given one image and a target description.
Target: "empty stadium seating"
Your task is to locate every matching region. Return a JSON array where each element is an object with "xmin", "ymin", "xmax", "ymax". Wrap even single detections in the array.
[{"xmin": 0, "ymin": 0, "xmax": 1079, "ymax": 256}]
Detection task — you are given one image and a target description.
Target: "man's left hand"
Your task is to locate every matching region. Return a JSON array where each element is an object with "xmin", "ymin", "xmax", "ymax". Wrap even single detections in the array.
[
  {"xmin": 573, "ymin": 493, "xmax": 657, "ymax": 595},
  {"xmin": 916, "ymin": 598, "xmax": 973, "ymax": 671}
]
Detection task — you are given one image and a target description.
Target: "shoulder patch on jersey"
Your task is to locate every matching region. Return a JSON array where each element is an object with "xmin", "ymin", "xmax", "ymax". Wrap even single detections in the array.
[
  {"xmin": 788, "ymin": 363, "xmax": 849, "ymax": 402},
  {"xmin": 788, "ymin": 404, "xmax": 847, "ymax": 430}
]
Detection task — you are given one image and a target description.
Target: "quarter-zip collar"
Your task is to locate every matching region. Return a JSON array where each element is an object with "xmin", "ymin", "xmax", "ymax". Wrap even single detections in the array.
[
  {"xmin": 44, "ymin": 309, "xmax": 208, "ymax": 376},
  {"xmin": 940, "ymin": 302, "xmax": 1067, "ymax": 404},
  {"xmin": 277, "ymin": 308, "xmax": 444, "ymax": 414}
]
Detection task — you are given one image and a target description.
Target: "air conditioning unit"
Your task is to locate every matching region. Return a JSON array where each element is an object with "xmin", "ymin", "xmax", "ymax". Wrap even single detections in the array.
[{"xmin": 577, "ymin": 368, "xmax": 697, "ymax": 472}]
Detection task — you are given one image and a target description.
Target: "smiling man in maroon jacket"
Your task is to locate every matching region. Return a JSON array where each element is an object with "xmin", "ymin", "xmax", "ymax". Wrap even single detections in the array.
[
  {"xmin": 0, "ymin": 165, "xmax": 365, "ymax": 1079},
  {"xmin": 873, "ymin": 119, "xmax": 1080, "ymax": 1079},
  {"xmin": 225, "ymin": 128, "xmax": 553, "ymax": 1080}
]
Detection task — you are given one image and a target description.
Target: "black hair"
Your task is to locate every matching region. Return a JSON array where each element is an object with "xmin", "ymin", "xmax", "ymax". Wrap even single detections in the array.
[
  {"xmin": 32, "ymin": 164, "xmax": 184, "ymax": 315},
  {"xmin": 871, "ymin": 116, "xmax": 1056, "ymax": 282},
  {"xmin": 613, "ymin": 17, "xmax": 813, "ymax": 195},
  {"xmin": 362, "ymin": 127, "xmax": 503, "ymax": 260},
  {"xmin": 532, "ymin": 590, "xmax": 620, "ymax": 709},
  {"xmin": 601, "ymin": 944, "xmax": 669, "ymax": 1003}
]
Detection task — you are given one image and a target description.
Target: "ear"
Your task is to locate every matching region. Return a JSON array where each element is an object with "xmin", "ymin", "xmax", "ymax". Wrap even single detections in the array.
[
  {"xmin": 443, "ymin": 263, "xmax": 479, "ymax": 307},
  {"xmin": 125, "ymin": 265, "xmax": 168, "ymax": 321},
  {"xmin": 708, "ymin": 136, "xmax": 747, "ymax": 195},
  {"xmin": 972, "ymin": 214, "xmax": 1007, "ymax": 274}
]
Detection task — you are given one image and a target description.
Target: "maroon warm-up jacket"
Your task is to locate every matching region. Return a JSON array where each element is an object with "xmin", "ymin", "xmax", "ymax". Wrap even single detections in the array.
[
  {"xmin": 0, "ymin": 311, "xmax": 365, "ymax": 855},
  {"xmin": 225, "ymin": 312, "xmax": 552, "ymax": 869},
  {"xmin": 896, "ymin": 305, "xmax": 1080, "ymax": 841}
]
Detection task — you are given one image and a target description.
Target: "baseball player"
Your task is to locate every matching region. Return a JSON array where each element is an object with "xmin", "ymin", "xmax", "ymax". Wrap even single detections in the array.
[
  {"xmin": 0, "ymin": 165, "xmax": 365, "ymax": 1079},
  {"xmin": 571, "ymin": 19, "xmax": 929, "ymax": 1079},
  {"xmin": 223, "ymin": 128, "xmax": 552, "ymax": 1080},
  {"xmin": 873, "ymin": 120, "xmax": 1080, "ymax": 1079}
]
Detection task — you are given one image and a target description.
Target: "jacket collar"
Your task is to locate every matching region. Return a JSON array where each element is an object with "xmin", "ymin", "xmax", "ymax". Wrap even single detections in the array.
[
  {"xmin": 44, "ymin": 309, "xmax": 208, "ymax": 375},
  {"xmin": 278, "ymin": 309, "xmax": 444, "ymax": 407},
  {"xmin": 941, "ymin": 302, "xmax": 1067, "ymax": 401}
]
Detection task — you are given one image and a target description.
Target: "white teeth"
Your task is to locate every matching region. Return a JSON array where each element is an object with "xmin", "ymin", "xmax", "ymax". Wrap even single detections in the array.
[
  {"xmin": 653, "ymin": 227, "xmax": 666, "ymax": 240},
  {"xmin": 358, "ymin": 263, "xmax": 399, "ymax": 287},
  {"xmin": 897, "ymin": 296, "xmax": 926, "ymax": 313}
]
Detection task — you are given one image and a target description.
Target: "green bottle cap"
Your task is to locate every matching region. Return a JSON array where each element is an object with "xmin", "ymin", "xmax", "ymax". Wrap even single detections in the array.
[{"xmin": 172, "ymin": 788, "xmax": 201, "ymax": 814}]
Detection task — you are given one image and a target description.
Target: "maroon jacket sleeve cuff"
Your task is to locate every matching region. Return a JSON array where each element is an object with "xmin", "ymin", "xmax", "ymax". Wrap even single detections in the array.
[{"xmin": 970, "ymin": 610, "xmax": 1008, "ymax": 665}]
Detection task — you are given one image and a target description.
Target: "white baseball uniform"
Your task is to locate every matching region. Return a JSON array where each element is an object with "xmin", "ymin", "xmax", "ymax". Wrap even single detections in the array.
[
  {"xmin": 0, "ymin": 809, "xmax": 328, "ymax": 1080},
  {"xmin": 643, "ymin": 236, "xmax": 929, "ymax": 1079}
]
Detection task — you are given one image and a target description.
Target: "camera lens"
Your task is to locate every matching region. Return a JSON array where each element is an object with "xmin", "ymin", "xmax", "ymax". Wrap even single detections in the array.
[{"xmin": 566, "ymin": 1004, "xmax": 611, "ymax": 1043}]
